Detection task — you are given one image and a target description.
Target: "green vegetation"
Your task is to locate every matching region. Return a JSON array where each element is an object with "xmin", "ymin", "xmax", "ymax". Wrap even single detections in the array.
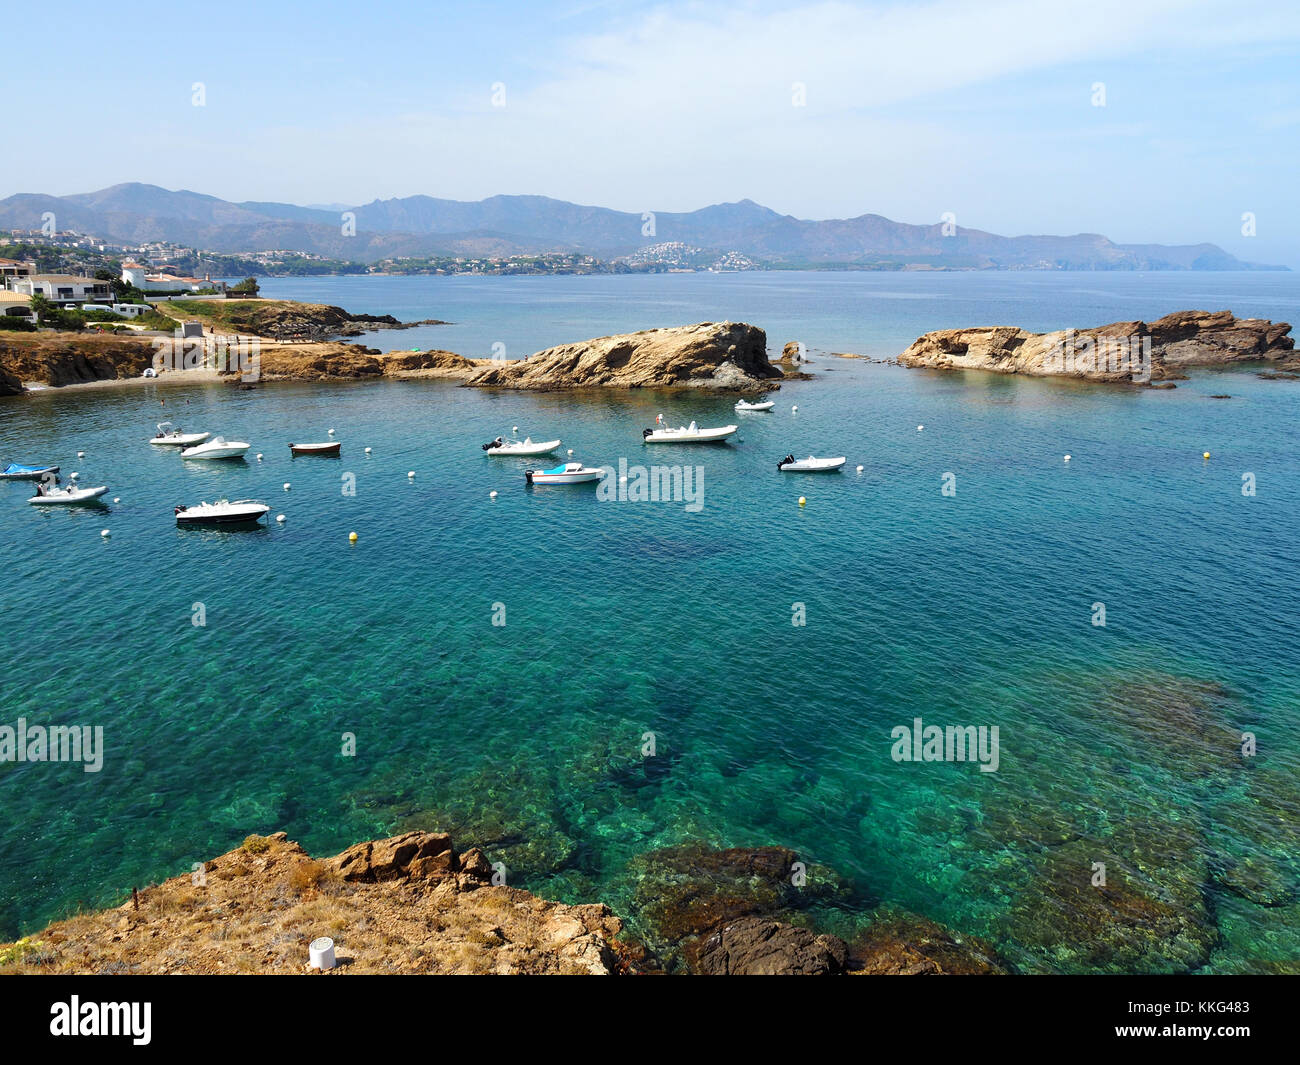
[
  {"xmin": 230, "ymin": 276, "xmax": 260, "ymax": 295},
  {"xmin": 0, "ymin": 316, "xmax": 36, "ymax": 332},
  {"xmin": 0, "ymin": 937, "xmax": 49, "ymax": 966}
]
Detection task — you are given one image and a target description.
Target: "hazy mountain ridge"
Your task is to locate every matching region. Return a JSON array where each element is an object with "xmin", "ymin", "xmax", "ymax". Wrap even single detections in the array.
[{"xmin": 0, "ymin": 183, "xmax": 1282, "ymax": 270}]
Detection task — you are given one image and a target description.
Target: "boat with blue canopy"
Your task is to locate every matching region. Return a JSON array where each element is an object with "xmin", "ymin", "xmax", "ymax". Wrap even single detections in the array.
[{"xmin": 1, "ymin": 462, "xmax": 59, "ymax": 480}]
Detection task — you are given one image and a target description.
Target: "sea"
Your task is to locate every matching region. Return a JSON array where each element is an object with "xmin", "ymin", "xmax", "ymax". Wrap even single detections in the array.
[{"xmin": 2, "ymin": 269, "xmax": 1298, "ymax": 972}]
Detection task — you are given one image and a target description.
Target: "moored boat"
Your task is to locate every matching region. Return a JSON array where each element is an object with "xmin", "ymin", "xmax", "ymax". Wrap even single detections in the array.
[
  {"xmin": 180, "ymin": 436, "xmax": 250, "ymax": 460},
  {"xmin": 149, "ymin": 422, "xmax": 210, "ymax": 447},
  {"xmin": 174, "ymin": 499, "xmax": 270, "ymax": 525},
  {"xmin": 735, "ymin": 399, "xmax": 775, "ymax": 412},
  {"xmin": 777, "ymin": 454, "xmax": 847, "ymax": 472},
  {"xmin": 28, "ymin": 484, "xmax": 108, "ymax": 505},
  {"xmin": 642, "ymin": 417, "xmax": 738, "ymax": 443},
  {"xmin": 482, "ymin": 436, "xmax": 562, "ymax": 456},
  {"xmin": 290, "ymin": 441, "xmax": 342, "ymax": 455},
  {"xmin": 525, "ymin": 462, "xmax": 604, "ymax": 485},
  {"xmin": 1, "ymin": 462, "xmax": 59, "ymax": 480}
]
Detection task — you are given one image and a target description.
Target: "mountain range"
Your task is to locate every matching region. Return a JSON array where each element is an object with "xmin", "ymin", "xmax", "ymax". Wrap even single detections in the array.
[{"xmin": 0, "ymin": 183, "xmax": 1282, "ymax": 271}]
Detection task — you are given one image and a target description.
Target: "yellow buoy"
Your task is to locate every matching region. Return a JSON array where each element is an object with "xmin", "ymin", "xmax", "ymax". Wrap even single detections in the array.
[
  {"xmin": 349, "ymin": 531, "xmax": 358, "ymax": 542},
  {"xmin": 798, "ymin": 496, "xmax": 807, "ymax": 507},
  {"xmin": 1203, "ymin": 452, "xmax": 1210, "ymax": 459}
]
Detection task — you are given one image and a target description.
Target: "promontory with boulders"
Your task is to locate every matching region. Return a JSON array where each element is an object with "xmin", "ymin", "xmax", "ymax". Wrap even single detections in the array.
[
  {"xmin": 2, "ymin": 299, "xmax": 1294, "ymax": 396},
  {"xmin": 0, "ymin": 828, "xmax": 1011, "ymax": 975}
]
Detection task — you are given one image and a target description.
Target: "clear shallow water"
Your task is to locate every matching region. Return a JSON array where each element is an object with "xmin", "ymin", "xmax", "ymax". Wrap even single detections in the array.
[{"xmin": 2, "ymin": 271, "xmax": 1299, "ymax": 972}]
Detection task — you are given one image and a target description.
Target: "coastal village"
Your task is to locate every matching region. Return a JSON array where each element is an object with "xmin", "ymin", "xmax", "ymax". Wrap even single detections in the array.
[{"xmin": 0, "ymin": 253, "xmax": 229, "ymax": 329}]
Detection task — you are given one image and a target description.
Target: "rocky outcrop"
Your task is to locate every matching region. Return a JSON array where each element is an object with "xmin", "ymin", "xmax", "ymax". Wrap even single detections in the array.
[
  {"xmin": 157, "ymin": 299, "xmax": 446, "ymax": 341},
  {"xmin": 380, "ymin": 348, "xmax": 482, "ymax": 378},
  {"xmin": 695, "ymin": 918, "xmax": 849, "ymax": 975},
  {"xmin": 2, "ymin": 831, "xmax": 628, "ymax": 975},
  {"xmin": 0, "ymin": 333, "xmax": 158, "ymax": 388},
  {"xmin": 898, "ymin": 310, "xmax": 1293, "ymax": 385},
  {"xmin": 0, "ymin": 362, "xmax": 22, "ymax": 396},
  {"xmin": 467, "ymin": 321, "xmax": 782, "ymax": 391}
]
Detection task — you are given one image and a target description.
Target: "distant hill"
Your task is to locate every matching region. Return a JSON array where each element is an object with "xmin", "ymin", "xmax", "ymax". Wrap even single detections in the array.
[{"xmin": 0, "ymin": 183, "xmax": 1283, "ymax": 270}]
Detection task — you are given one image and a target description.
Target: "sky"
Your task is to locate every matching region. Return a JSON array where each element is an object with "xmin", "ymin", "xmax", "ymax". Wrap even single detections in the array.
[{"xmin": 8, "ymin": 0, "xmax": 1300, "ymax": 265}]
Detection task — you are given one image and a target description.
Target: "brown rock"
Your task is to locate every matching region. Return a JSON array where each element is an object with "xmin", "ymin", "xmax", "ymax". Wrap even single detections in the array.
[
  {"xmin": 693, "ymin": 918, "xmax": 849, "ymax": 975},
  {"xmin": 458, "ymin": 847, "xmax": 492, "ymax": 881},
  {"xmin": 468, "ymin": 321, "xmax": 781, "ymax": 391},
  {"xmin": 329, "ymin": 831, "xmax": 453, "ymax": 883},
  {"xmin": 898, "ymin": 309, "xmax": 1293, "ymax": 385}
]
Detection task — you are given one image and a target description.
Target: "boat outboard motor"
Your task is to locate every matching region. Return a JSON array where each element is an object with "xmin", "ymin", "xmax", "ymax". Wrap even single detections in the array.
[
  {"xmin": 778, "ymin": 454, "xmax": 795, "ymax": 470},
  {"xmin": 482, "ymin": 436, "xmax": 504, "ymax": 451},
  {"xmin": 642, "ymin": 428, "xmax": 654, "ymax": 439},
  {"xmin": 524, "ymin": 469, "xmax": 535, "ymax": 485}
]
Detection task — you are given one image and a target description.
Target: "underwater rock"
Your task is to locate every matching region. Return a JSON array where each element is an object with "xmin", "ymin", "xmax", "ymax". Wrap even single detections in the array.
[
  {"xmin": 619, "ymin": 843, "xmax": 853, "ymax": 971},
  {"xmin": 848, "ymin": 910, "xmax": 1008, "ymax": 974},
  {"xmin": 1003, "ymin": 840, "xmax": 1217, "ymax": 974}
]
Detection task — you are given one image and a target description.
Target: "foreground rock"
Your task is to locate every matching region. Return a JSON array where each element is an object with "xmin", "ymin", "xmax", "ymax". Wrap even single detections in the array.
[
  {"xmin": 695, "ymin": 918, "xmax": 849, "ymax": 975},
  {"xmin": 0, "ymin": 320, "xmax": 785, "ymax": 393},
  {"xmin": 0, "ymin": 333, "xmax": 158, "ymax": 391},
  {"xmin": 468, "ymin": 321, "xmax": 782, "ymax": 391},
  {"xmin": 1, "ymin": 831, "xmax": 627, "ymax": 975},
  {"xmin": 898, "ymin": 310, "xmax": 1293, "ymax": 385}
]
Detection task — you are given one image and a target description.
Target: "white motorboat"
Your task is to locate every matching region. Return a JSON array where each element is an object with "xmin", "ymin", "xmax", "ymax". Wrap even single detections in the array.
[
  {"xmin": 525, "ymin": 462, "xmax": 604, "ymax": 485},
  {"xmin": 735, "ymin": 399, "xmax": 775, "ymax": 412},
  {"xmin": 180, "ymin": 436, "xmax": 250, "ymax": 460},
  {"xmin": 28, "ymin": 484, "xmax": 108, "ymax": 505},
  {"xmin": 150, "ymin": 421, "xmax": 210, "ymax": 447},
  {"xmin": 642, "ymin": 417, "xmax": 738, "ymax": 444},
  {"xmin": 175, "ymin": 499, "xmax": 270, "ymax": 525},
  {"xmin": 482, "ymin": 436, "xmax": 562, "ymax": 457},
  {"xmin": 777, "ymin": 454, "xmax": 847, "ymax": 472}
]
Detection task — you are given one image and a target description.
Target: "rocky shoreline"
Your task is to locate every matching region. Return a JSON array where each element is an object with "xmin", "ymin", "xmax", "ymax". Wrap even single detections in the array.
[
  {"xmin": 0, "ymin": 316, "xmax": 789, "ymax": 395},
  {"xmin": 0, "ymin": 828, "xmax": 1010, "ymax": 976},
  {"xmin": 5, "ymin": 301, "xmax": 1297, "ymax": 397}
]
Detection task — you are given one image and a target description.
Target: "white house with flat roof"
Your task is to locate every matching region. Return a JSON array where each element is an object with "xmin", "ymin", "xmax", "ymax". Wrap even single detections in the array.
[
  {"xmin": 121, "ymin": 262, "xmax": 225, "ymax": 294},
  {"xmin": 8, "ymin": 275, "xmax": 112, "ymax": 304}
]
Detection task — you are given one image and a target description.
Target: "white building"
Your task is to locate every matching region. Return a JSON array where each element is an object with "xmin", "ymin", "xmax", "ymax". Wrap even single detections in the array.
[
  {"xmin": 121, "ymin": 261, "xmax": 226, "ymax": 294},
  {"xmin": 8, "ymin": 275, "xmax": 112, "ymax": 304}
]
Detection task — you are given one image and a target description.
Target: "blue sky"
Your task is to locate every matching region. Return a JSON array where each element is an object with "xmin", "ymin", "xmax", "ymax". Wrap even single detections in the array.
[{"xmin": 12, "ymin": 0, "xmax": 1300, "ymax": 265}]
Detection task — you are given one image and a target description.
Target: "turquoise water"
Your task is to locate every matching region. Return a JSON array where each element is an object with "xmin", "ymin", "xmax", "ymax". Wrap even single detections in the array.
[{"xmin": 2, "ymin": 271, "xmax": 1299, "ymax": 972}]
